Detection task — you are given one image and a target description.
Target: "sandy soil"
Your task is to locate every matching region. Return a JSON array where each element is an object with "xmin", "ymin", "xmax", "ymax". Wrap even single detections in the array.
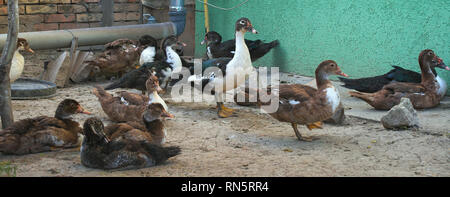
[{"xmin": 0, "ymin": 80, "xmax": 449, "ymax": 177}]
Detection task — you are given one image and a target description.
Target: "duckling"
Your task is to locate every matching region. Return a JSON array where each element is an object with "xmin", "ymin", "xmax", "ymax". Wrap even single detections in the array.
[
  {"xmin": 0, "ymin": 99, "xmax": 91, "ymax": 155},
  {"xmin": 349, "ymin": 49, "xmax": 448, "ymax": 110},
  {"xmin": 10, "ymin": 38, "xmax": 34, "ymax": 83},
  {"xmin": 261, "ymin": 60, "xmax": 348, "ymax": 141},
  {"xmin": 93, "ymin": 73, "xmax": 168, "ymax": 123},
  {"xmin": 80, "ymin": 117, "xmax": 180, "ymax": 171}
]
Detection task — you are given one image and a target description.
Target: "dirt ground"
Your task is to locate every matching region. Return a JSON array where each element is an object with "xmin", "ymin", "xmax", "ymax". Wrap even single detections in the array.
[{"xmin": 0, "ymin": 80, "xmax": 449, "ymax": 177}]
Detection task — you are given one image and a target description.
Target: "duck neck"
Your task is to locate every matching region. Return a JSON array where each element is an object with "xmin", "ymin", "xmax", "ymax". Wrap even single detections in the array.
[
  {"xmin": 149, "ymin": 91, "xmax": 168, "ymax": 111},
  {"xmin": 165, "ymin": 46, "xmax": 182, "ymax": 72},
  {"xmin": 233, "ymin": 31, "xmax": 250, "ymax": 62},
  {"xmin": 54, "ymin": 110, "xmax": 72, "ymax": 120},
  {"xmin": 420, "ymin": 60, "xmax": 436, "ymax": 83},
  {"xmin": 315, "ymin": 70, "xmax": 331, "ymax": 89},
  {"xmin": 143, "ymin": 118, "xmax": 164, "ymax": 141},
  {"xmin": 431, "ymin": 67, "xmax": 438, "ymax": 77},
  {"xmin": 14, "ymin": 48, "xmax": 22, "ymax": 56}
]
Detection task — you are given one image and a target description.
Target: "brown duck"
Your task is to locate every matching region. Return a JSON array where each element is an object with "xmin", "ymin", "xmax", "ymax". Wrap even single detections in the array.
[
  {"xmin": 93, "ymin": 73, "xmax": 168, "ymax": 123},
  {"xmin": 261, "ymin": 60, "xmax": 348, "ymax": 141},
  {"xmin": 104, "ymin": 103, "xmax": 174, "ymax": 145},
  {"xmin": 0, "ymin": 99, "xmax": 91, "ymax": 155},
  {"xmin": 86, "ymin": 35, "xmax": 157, "ymax": 79},
  {"xmin": 80, "ymin": 117, "xmax": 180, "ymax": 171},
  {"xmin": 349, "ymin": 49, "xmax": 447, "ymax": 110}
]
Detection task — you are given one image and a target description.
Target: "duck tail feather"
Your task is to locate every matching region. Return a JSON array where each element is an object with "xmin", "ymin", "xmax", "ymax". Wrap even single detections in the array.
[
  {"xmin": 270, "ymin": 40, "xmax": 280, "ymax": 48},
  {"xmin": 141, "ymin": 143, "xmax": 181, "ymax": 164},
  {"xmin": 93, "ymin": 85, "xmax": 113, "ymax": 100},
  {"xmin": 348, "ymin": 91, "xmax": 375, "ymax": 104},
  {"xmin": 104, "ymin": 80, "xmax": 122, "ymax": 90}
]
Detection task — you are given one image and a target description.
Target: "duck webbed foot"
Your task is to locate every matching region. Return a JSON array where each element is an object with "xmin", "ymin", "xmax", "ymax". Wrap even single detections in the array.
[
  {"xmin": 291, "ymin": 123, "xmax": 316, "ymax": 142},
  {"xmin": 217, "ymin": 102, "xmax": 235, "ymax": 118},
  {"xmin": 306, "ymin": 121, "xmax": 323, "ymax": 130}
]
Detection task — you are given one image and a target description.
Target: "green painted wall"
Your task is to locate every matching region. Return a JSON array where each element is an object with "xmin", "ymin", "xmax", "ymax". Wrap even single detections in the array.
[{"xmin": 195, "ymin": 0, "xmax": 449, "ymax": 93}]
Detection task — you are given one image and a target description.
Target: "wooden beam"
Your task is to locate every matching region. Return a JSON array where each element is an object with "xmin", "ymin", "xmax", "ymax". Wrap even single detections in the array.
[{"xmin": 0, "ymin": 0, "xmax": 19, "ymax": 128}]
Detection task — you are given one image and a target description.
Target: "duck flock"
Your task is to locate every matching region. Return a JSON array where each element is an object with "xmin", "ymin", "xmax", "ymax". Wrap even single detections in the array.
[{"xmin": 0, "ymin": 17, "xmax": 447, "ymax": 171}]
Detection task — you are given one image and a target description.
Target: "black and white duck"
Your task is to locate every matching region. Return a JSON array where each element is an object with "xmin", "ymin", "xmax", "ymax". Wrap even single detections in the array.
[
  {"xmin": 105, "ymin": 36, "xmax": 186, "ymax": 92},
  {"xmin": 339, "ymin": 63, "xmax": 449, "ymax": 99},
  {"xmin": 138, "ymin": 35, "xmax": 159, "ymax": 66},
  {"xmin": 200, "ymin": 31, "xmax": 279, "ymax": 62},
  {"xmin": 189, "ymin": 17, "xmax": 258, "ymax": 118}
]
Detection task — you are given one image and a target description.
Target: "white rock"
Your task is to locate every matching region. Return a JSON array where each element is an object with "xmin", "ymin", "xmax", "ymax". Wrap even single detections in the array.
[{"xmin": 381, "ymin": 98, "xmax": 420, "ymax": 130}]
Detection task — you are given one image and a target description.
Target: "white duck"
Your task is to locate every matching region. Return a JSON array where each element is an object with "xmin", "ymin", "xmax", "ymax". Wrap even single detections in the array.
[
  {"xmin": 189, "ymin": 17, "xmax": 258, "ymax": 118},
  {"xmin": 10, "ymin": 38, "xmax": 34, "ymax": 83}
]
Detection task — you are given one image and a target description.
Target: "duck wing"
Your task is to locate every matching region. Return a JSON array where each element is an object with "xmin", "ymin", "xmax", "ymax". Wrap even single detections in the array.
[
  {"xmin": 104, "ymin": 64, "xmax": 151, "ymax": 91},
  {"xmin": 338, "ymin": 75, "xmax": 391, "ymax": 93},
  {"xmin": 386, "ymin": 66, "xmax": 421, "ymax": 83},
  {"xmin": 0, "ymin": 116, "xmax": 81, "ymax": 155},
  {"xmin": 116, "ymin": 91, "xmax": 148, "ymax": 106},
  {"xmin": 339, "ymin": 66, "xmax": 422, "ymax": 93},
  {"xmin": 249, "ymin": 40, "xmax": 279, "ymax": 62},
  {"xmin": 94, "ymin": 87, "xmax": 147, "ymax": 123},
  {"xmin": 383, "ymin": 82, "xmax": 426, "ymax": 94},
  {"xmin": 186, "ymin": 58, "xmax": 231, "ymax": 92},
  {"xmin": 278, "ymin": 84, "xmax": 316, "ymax": 103}
]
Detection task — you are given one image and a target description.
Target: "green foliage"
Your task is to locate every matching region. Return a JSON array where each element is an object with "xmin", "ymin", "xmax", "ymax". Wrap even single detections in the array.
[{"xmin": 0, "ymin": 161, "xmax": 17, "ymax": 177}]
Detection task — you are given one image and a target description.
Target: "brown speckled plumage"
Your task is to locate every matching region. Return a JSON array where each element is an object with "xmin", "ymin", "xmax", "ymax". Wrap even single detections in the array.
[{"xmin": 0, "ymin": 99, "xmax": 87, "ymax": 155}]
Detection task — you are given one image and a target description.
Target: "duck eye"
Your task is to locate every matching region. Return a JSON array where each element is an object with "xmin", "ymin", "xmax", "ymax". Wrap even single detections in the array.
[{"xmin": 240, "ymin": 20, "xmax": 245, "ymax": 25}]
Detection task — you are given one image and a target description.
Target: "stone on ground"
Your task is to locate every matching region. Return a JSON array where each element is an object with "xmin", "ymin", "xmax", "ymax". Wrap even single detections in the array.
[{"xmin": 381, "ymin": 98, "xmax": 420, "ymax": 130}]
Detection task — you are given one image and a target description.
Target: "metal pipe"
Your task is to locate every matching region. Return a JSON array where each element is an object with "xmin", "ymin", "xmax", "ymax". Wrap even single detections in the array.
[
  {"xmin": 0, "ymin": 23, "xmax": 176, "ymax": 50},
  {"xmin": 169, "ymin": 0, "xmax": 186, "ymax": 36}
]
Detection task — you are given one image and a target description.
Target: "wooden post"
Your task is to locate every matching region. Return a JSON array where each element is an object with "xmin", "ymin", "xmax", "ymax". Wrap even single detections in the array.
[
  {"xmin": 101, "ymin": 0, "xmax": 114, "ymax": 27},
  {"xmin": 203, "ymin": 0, "xmax": 209, "ymax": 33},
  {"xmin": 0, "ymin": 0, "xmax": 19, "ymax": 128}
]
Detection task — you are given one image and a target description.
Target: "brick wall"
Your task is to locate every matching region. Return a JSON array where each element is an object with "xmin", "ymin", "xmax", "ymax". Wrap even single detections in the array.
[{"xmin": 0, "ymin": 0, "xmax": 142, "ymax": 34}]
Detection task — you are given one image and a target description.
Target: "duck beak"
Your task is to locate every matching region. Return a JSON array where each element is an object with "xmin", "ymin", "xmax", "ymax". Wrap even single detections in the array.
[
  {"xmin": 248, "ymin": 26, "xmax": 258, "ymax": 34},
  {"xmin": 336, "ymin": 70, "xmax": 349, "ymax": 77},
  {"xmin": 90, "ymin": 125, "xmax": 110, "ymax": 143},
  {"xmin": 246, "ymin": 22, "xmax": 258, "ymax": 34},
  {"xmin": 26, "ymin": 47, "xmax": 34, "ymax": 54},
  {"xmin": 436, "ymin": 58, "xmax": 449, "ymax": 70},
  {"xmin": 77, "ymin": 106, "xmax": 92, "ymax": 115},
  {"xmin": 200, "ymin": 36, "xmax": 207, "ymax": 45},
  {"xmin": 156, "ymin": 85, "xmax": 164, "ymax": 93},
  {"xmin": 161, "ymin": 110, "xmax": 175, "ymax": 119}
]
